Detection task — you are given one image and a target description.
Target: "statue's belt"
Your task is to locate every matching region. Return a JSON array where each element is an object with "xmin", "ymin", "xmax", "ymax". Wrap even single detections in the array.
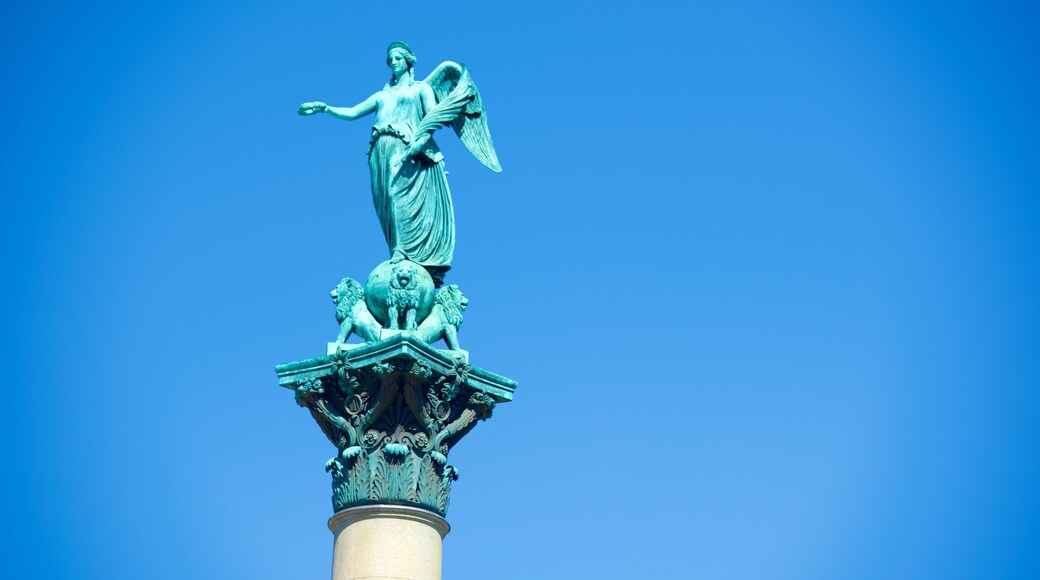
[
  {"xmin": 369, "ymin": 125, "xmax": 444, "ymax": 164},
  {"xmin": 370, "ymin": 124, "xmax": 411, "ymax": 144}
]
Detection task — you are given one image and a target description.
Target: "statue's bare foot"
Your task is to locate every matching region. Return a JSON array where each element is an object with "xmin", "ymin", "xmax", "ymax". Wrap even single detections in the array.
[{"xmin": 390, "ymin": 250, "xmax": 406, "ymax": 264}]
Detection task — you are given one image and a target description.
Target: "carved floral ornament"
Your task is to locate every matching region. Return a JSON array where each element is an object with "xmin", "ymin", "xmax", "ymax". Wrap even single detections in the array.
[{"xmin": 291, "ymin": 351, "xmax": 496, "ymax": 515}]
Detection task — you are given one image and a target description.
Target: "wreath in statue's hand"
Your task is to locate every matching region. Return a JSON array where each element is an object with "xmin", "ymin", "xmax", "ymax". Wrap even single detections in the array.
[{"xmin": 297, "ymin": 101, "xmax": 327, "ymax": 115}]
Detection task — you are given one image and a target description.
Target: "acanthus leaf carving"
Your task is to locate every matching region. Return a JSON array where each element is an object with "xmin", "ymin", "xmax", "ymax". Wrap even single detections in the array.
[{"xmin": 291, "ymin": 349, "xmax": 502, "ymax": 516}]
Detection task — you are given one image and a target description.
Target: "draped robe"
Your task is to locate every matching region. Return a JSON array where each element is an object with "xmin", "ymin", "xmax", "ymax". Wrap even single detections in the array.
[{"xmin": 368, "ymin": 80, "xmax": 454, "ymax": 282}]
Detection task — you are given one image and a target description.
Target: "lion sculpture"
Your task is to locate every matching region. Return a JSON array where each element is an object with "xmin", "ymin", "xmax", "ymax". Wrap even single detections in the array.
[
  {"xmin": 331, "ymin": 277, "xmax": 382, "ymax": 343},
  {"xmin": 416, "ymin": 284, "xmax": 468, "ymax": 350},
  {"xmin": 386, "ymin": 263, "xmax": 421, "ymax": 331}
]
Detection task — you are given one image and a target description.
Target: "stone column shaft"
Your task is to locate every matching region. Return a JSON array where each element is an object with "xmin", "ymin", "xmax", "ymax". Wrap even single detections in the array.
[{"xmin": 329, "ymin": 505, "xmax": 450, "ymax": 580}]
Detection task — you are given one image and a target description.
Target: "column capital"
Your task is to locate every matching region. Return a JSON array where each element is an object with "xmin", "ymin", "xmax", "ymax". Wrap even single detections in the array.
[{"xmin": 276, "ymin": 333, "xmax": 516, "ymax": 516}]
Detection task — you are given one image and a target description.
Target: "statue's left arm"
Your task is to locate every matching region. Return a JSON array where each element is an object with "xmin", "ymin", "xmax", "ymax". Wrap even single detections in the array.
[{"xmin": 404, "ymin": 83, "xmax": 439, "ymax": 158}]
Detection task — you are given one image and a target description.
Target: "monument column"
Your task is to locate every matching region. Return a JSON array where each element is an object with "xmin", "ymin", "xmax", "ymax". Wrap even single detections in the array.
[{"xmin": 283, "ymin": 41, "xmax": 513, "ymax": 579}]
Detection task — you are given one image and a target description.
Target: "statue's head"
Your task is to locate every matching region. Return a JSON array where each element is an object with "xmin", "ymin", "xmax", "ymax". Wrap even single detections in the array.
[{"xmin": 386, "ymin": 41, "xmax": 416, "ymax": 73}]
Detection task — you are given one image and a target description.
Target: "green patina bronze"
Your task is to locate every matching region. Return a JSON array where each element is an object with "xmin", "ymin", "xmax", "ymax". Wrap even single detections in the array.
[
  {"xmin": 298, "ymin": 41, "xmax": 500, "ymax": 286},
  {"xmin": 277, "ymin": 334, "xmax": 515, "ymax": 515},
  {"xmin": 279, "ymin": 43, "xmax": 514, "ymax": 516}
]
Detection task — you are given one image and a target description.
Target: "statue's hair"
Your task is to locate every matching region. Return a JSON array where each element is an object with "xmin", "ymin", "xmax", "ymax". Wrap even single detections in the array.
[
  {"xmin": 332, "ymin": 278, "xmax": 365, "ymax": 323},
  {"xmin": 434, "ymin": 285, "xmax": 466, "ymax": 328}
]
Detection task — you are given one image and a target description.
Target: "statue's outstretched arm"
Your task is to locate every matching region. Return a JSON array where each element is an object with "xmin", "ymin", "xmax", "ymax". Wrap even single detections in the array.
[{"xmin": 298, "ymin": 92, "xmax": 378, "ymax": 121}]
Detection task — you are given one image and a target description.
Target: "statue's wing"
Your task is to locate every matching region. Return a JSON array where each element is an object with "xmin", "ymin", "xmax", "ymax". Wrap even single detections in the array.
[{"xmin": 419, "ymin": 61, "xmax": 502, "ymax": 173}]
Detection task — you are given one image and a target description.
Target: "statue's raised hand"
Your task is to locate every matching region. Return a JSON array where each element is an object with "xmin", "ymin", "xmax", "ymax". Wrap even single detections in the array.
[{"xmin": 298, "ymin": 101, "xmax": 327, "ymax": 116}]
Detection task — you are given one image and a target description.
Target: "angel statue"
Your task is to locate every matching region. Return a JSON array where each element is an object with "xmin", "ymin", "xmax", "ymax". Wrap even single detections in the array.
[{"xmin": 298, "ymin": 41, "xmax": 501, "ymax": 286}]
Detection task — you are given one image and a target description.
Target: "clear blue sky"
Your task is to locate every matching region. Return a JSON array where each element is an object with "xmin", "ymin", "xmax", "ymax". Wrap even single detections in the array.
[{"xmin": 3, "ymin": 1, "xmax": 1039, "ymax": 578}]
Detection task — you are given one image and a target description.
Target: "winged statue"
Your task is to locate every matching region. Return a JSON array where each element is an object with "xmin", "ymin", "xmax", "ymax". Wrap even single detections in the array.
[{"xmin": 298, "ymin": 41, "xmax": 500, "ymax": 286}]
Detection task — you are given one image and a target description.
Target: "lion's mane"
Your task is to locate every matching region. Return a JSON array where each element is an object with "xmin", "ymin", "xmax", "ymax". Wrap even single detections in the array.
[
  {"xmin": 434, "ymin": 285, "xmax": 466, "ymax": 328},
  {"xmin": 332, "ymin": 278, "xmax": 366, "ymax": 323}
]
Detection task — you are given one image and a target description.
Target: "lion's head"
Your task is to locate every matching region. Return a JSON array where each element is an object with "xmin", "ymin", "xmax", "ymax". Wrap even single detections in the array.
[
  {"xmin": 390, "ymin": 263, "xmax": 419, "ymax": 291},
  {"xmin": 434, "ymin": 284, "xmax": 468, "ymax": 328},
  {"xmin": 331, "ymin": 277, "xmax": 365, "ymax": 323}
]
